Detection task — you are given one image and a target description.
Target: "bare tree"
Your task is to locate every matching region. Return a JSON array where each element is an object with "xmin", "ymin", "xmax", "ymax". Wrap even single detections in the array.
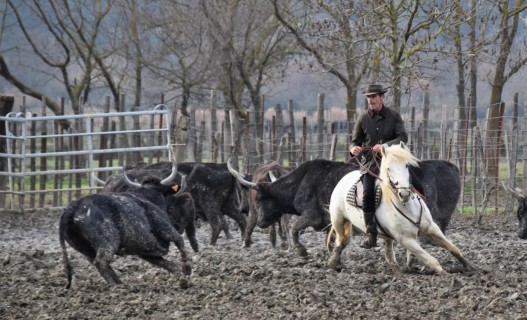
[
  {"xmin": 364, "ymin": 0, "xmax": 459, "ymax": 111},
  {"xmin": 200, "ymin": 0, "xmax": 293, "ymax": 160},
  {"xmin": 271, "ymin": 0, "xmax": 372, "ymax": 122},
  {"xmin": 482, "ymin": 0, "xmax": 527, "ymax": 179},
  {"xmin": 2, "ymin": 0, "xmax": 115, "ymax": 117}
]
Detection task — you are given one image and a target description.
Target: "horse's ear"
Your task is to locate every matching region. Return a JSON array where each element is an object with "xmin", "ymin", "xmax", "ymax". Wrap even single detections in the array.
[
  {"xmin": 381, "ymin": 145, "xmax": 387, "ymax": 157},
  {"xmin": 400, "ymin": 141, "xmax": 405, "ymax": 148}
]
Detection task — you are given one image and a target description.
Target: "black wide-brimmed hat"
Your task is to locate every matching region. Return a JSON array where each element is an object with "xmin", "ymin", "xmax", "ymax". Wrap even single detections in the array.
[{"xmin": 362, "ymin": 84, "xmax": 388, "ymax": 96}]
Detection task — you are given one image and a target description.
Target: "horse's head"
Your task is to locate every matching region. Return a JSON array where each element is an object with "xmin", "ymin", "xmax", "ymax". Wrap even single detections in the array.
[{"xmin": 380, "ymin": 142, "xmax": 420, "ymax": 203}]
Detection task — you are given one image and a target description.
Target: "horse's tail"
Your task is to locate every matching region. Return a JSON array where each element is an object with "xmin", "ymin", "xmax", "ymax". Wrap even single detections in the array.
[
  {"xmin": 326, "ymin": 220, "xmax": 352, "ymax": 251},
  {"xmin": 342, "ymin": 220, "xmax": 351, "ymax": 246},
  {"xmin": 326, "ymin": 226, "xmax": 336, "ymax": 252}
]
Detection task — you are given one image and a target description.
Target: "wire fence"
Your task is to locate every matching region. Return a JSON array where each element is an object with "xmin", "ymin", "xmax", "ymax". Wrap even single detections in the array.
[{"xmin": 1, "ymin": 91, "xmax": 526, "ymax": 219}]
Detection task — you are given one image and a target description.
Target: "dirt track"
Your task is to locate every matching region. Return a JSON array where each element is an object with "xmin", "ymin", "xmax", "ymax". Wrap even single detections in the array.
[{"xmin": 0, "ymin": 209, "xmax": 526, "ymax": 319}]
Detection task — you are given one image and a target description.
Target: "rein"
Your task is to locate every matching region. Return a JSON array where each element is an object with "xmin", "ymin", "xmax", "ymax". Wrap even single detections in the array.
[{"xmin": 391, "ymin": 197, "xmax": 425, "ymax": 234}]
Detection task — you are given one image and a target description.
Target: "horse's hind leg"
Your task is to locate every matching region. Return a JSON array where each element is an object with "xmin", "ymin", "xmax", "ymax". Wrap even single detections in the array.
[
  {"xmin": 399, "ymin": 238, "xmax": 445, "ymax": 275},
  {"xmin": 425, "ymin": 225, "xmax": 472, "ymax": 270},
  {"xmin": 383, "ymin": 238, "xmax": 400, "ymax": 273},
  {"xmin": 327, "ymin": 220, "xmax": 350, "ymax": 272}
]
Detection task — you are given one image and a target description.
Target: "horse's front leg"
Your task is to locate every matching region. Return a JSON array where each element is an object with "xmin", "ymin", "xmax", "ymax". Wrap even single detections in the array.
[
  {"xmin": 399, "ymin": 238, "xmax": 446, "ymax": 275},
  {"xmin": 425, "ymin": 224, "xmax": 473, "ymax": 271},
  {"xmin": 383, "ymin": 238, "xmax": 400, "ymax": 274},
  {"xmin": 405, "ymin": 250, "xmax": 416, "ymax": 269}
]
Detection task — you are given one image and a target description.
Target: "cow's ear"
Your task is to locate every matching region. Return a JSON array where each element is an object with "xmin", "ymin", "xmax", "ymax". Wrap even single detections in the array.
[{"xmin": 172, "ymin": 184, "xmax": 180, "ymax": 192}]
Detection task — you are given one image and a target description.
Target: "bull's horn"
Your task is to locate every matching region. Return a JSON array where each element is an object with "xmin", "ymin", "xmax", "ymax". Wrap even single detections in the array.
[
  {"xmin": 268, "ymin": 170, "xmax": 278, "ymax": 182},
  {"xmin": 227, "ymin": 157, "xmax": 257, "ymax": 189},
  {"xmin": 91, "ymin": 172, "xmax": 107, "ymax": 186},
  {"xmin": 123, "ymin": 167, "xmax": 142, "ymax": 188},
  {"xmin": 174, "ymin": 175, "xmax": 187, "ymax": 196},
  {"xmin": 160, "ymin": 161, "xmax": 178, "ymax": 186},
  {"xmin": 502, "ymin": 181, "xmax": 524, "ymax": 199}
]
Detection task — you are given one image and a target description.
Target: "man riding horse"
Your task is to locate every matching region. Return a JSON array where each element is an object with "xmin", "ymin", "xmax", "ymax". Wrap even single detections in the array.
[{"xmin": 349, "ymin": 84, "xmax": 424, "ymax": 249}]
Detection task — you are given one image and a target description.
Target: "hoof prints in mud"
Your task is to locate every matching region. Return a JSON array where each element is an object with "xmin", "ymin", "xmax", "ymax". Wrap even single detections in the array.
[{"xmin": 0, "ymin": 213, "xmax": 526, "ymax": 319}]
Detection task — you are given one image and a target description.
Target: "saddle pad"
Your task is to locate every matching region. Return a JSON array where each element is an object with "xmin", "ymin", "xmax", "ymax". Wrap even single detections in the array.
[{"xmin": 345, "ymin": 179, "xmax": 382, "ymax": 209}]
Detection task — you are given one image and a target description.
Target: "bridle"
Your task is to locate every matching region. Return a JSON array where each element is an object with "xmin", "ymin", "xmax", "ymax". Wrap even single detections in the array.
[
  {"xmin": 354, "ymin": 149, "xmax": 424, "ymax": 199},
  {"xmin": 354, "ymin": 148, "xmax": 425, "ymax": 234}
]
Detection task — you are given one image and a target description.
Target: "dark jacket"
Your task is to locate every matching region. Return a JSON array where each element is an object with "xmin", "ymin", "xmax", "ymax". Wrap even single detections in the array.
[{"xmin": 350, "ymin": 105, "xmax": 408, "ymax": 173}]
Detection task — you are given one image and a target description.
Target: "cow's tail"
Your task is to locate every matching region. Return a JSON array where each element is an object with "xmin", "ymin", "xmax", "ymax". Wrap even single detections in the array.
[{"xmin": 59, "ymin": 212, "xmax": 73, "ymax": 289}]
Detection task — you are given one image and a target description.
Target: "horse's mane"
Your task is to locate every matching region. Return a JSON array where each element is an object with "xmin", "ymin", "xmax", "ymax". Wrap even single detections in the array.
[
  {"xmin": 383, "ymin": 144, "xmax": 419, "ymax": 167},
  {"xmin": 379, "ymin": 144, "xmax": 419, "ymax": 202}
]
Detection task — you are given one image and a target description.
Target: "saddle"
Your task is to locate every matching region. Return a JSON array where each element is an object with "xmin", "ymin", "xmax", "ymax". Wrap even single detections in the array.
[{"xmin": 345, "ymin": 176, "xmax": 382, "ymax": 209}]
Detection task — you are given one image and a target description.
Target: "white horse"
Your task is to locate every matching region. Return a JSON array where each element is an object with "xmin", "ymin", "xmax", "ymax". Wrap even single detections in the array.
[{"xmin": 327, "ymin": 142, "xmax": 471, "ymax": 275}]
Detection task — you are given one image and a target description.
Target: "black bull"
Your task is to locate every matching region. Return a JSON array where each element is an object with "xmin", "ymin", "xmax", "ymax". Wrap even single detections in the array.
[
  {"xmin": 103, "ymin": 162, "xmax": 247, "ymax": 245},
  {"xmin": 232, "ymin": 159, "xmax": 461, "ymax": 257},
  {"xmin": 59, "ymin": 175, "xmax": 193, "ymax": 288},
  {"xmin": 502, "ymin": 182, "xmax": 527, "ymax": 239}
]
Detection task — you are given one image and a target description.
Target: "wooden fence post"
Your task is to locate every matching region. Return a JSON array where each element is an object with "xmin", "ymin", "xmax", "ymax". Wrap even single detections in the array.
[
  {"xmin": 99, "ymin": 96, "xmax": 110, "ymax": 175},
  {"xmin": 287, "ymin": 100, "xmax": 296, "ymax": 167},
  {"xmin": 317, "ymin": 93, "xmax": 325, "ymax": 159},
  {"xmin": 504, "ymin": 93, "xmax": 520, "ymax": 215},
  {"xmin": 524, "ymin": 100, "xmax": 527, "ymax": 191},
  {"xmin": 423, "ymin": 90, "xmax": 430, "ymax": 159},
  {"xmin": 274, "ymin": 104, "xmax": 284, "ymax": 163},
  {"xmin": 410, "ymin": 107, "xmax": 416, "ymax": 154},
  {"xmin": 39, "ymin": 97, "xmax": 48, "ymax": 208},
  {"xmin": 302, "ymin": 117, "xmax": 307, "ymax": 162},
  {"xmin": 0, "ymin": 95, "xmax": 14, "ymax": 207},
  {"xmin": 210, "ymin": 90, "xmax": 218, "ymax": 162},
  {"xmin": 188, "ymin": 109, "xmax": 196, "ymax": 162}
]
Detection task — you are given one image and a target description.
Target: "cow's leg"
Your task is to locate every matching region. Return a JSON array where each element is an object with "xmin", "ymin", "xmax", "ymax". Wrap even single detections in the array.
[
  {"xmin": 290, "ymin": 217, "xmax": 310, "ymax": 257},
  {"xmin": 425, "ymin": 224, "xmax": 472, "ymax": 270},
  {"xmin": 223, "ymin": 207, "xmax": 246, "ymax": 241},
  {"xmin": 219, "ymin": 214, "xmax": 234, "ymax": 240},
  {"xmin": 169, "ymin": 230, "xmax": 192, "ymax": 276},
  {"xmin": 206, "ymin": 211, "xmax": 224, "ymax": 245},
  {"xmin": 383, "ymin": 238, "xmax": 400, "ymax": 273},
  {"xmin": 268, "ymin": 224, "xmax": 277, "ymax": 248},
  {"xmin": 93, "ymin": 246, "xmax": 121, "ymax": 285},
  {"xmin": 140, "ymin": 256, "xmax": 177, "ymax": 273},
  {"xmin": 243, "ymin": 208, "xmax": 258, "ymax": 247},
  {"xmin": 399, "ymin": 238, "xmax": 445, "ymax": 275},
  {"xmin": 278, "ymin": 215, "xmax": 290, "ymax": 250},
  {"xmin": 185, "ymin": 223, "xmax": 199, "ymax": 253}
]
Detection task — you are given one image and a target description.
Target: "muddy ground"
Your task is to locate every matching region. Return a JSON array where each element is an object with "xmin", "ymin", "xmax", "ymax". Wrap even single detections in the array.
[{"xmin": 0, "ymin": 209, "xmax": 526, "ymax": 320}]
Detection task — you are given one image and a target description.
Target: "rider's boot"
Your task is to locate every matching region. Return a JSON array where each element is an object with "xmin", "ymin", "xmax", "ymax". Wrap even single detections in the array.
[{"xmin": 360, "ymin": 211, "xmax": 377, "ymax": 249}]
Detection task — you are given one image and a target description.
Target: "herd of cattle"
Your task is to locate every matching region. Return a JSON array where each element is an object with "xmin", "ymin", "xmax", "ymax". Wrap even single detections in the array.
[{"xmin": 59, "ymin": 156, "xmax": 527, "ymax": 288}]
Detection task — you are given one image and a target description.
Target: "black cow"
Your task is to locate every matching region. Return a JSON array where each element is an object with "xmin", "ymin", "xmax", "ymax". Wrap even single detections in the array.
[
  {"xmin": 103, "ymin": 164, "xmax": 200, "ymax": 252},
  {"xmin": 59, "ymin": 172, "xmax": 192, "ymax": 288},
  {"xmin": 230, "ymin": 158, "xmax": 461, "ymax": 257},
  {"xmin": 231, "ymin": 159, "xmax": 358, "ymax": 256},
  {"xmin": 502, "ymin": 182, "xmax": 527, "ymax": 239},
  {"xmin": 104, "ymin": 162, "xmax": 247, "ymax": 245}
]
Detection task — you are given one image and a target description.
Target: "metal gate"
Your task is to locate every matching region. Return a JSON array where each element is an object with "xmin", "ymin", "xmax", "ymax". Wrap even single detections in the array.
[{"xmin": 0, "ymin": 105, "xmax": 173, "ymax": 210}]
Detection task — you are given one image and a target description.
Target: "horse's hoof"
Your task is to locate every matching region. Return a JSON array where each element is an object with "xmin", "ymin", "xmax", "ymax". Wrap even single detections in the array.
[
  {"xmin": 328, "ymin": 260, "xmax": 343, "ymax": 272},
  {"xmin": 179, "ymin": 277, "xmax": 192, "ymax": 289},
  {"xmin": 181, "ymin": 263, "xmax": 192, "ymax": 276}
]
